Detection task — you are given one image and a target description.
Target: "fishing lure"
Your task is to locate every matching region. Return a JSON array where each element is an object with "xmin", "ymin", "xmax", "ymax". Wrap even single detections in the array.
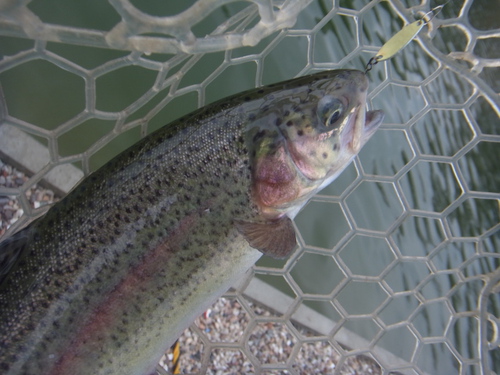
[{"xmin": 365, "ymin": 3, "xmax": 449, "ymax": 72}]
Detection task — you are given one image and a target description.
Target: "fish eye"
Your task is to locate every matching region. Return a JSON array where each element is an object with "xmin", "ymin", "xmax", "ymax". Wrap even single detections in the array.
[{"xmin": 317, "ymin": 96, "xmax": 344, "ymax": 127}]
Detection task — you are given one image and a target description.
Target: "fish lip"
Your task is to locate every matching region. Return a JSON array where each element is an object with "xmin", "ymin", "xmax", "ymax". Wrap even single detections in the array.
[
  {"xmin": 362, "ymin": 109, "xmax": 384, "ymax": 145},
  {"xmin": 365, "ymin": 109, "xmax": 385, "ymax": 131},
  {"xmin": 347, "ymin": 105, "xmax": 385, "ymax": 152},
  {"xmin": 343, "ymin": 105, "xmax": 361, "ymax": 152}
]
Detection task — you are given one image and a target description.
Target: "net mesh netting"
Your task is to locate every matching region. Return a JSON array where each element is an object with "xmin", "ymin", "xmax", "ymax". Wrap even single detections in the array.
[{"xmin": 0, "ymin": 0, "xmax": 499, "ymax": 374}]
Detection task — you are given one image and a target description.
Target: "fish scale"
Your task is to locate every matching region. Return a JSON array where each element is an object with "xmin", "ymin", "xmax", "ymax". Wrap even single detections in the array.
[
  {"xmin": 0, "ymin": 69, "xmax": 384, "ymax": 374},
  {"xmin": 1, "ymin": 113, "xmax": 256, "ymax": 374}
]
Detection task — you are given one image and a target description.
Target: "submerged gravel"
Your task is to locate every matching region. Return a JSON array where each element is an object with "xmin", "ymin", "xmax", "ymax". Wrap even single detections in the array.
[
  {"xmin": 158, "ymin": 297, "xmax": 382, "ymax": 374},
  {"xmin": 0, "ymin": 159, "xmax": 57, "ymax": 239}
]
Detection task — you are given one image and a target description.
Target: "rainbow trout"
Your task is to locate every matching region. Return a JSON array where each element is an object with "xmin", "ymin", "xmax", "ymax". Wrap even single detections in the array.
[{"xmin": 0, "ymin": 70, "xmax": 383, "ymax": 374}]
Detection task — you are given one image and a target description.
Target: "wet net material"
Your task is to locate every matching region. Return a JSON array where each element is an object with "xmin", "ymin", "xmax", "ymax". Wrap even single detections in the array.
[{"xmin": 0, "ymin": 0, "xmax": 499, "ymax": 374}]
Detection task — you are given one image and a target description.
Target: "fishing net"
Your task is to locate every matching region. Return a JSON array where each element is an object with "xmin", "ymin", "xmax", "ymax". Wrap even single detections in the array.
[{"xmin": 0, "ymin": 0, "xmax": 499, "ymax": 374}]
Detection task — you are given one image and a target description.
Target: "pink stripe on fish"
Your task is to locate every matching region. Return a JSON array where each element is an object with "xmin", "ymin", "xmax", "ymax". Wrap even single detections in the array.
[{"xmin": 51, "ymin": 211, "xmax": 200, "ymax": 375}]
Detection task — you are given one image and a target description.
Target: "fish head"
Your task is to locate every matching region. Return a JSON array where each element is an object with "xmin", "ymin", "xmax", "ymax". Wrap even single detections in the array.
[{"xmin": 247, "ymin": 70, "xmax": 384, "ymax": 219}]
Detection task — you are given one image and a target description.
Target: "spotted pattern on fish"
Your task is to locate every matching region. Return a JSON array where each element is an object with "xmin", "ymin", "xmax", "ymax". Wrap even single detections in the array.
[{"xmin": 0, "ymin": 70, "xmax": 384, "ymax": 375}]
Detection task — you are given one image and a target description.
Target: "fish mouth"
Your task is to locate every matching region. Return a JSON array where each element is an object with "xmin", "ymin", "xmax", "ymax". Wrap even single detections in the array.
[
  {"xmin": 361, "ymin": 109, "xmax": 384, "ymax": 145},
  {"xmin": 346, "ymin": 105, "xmax": 385, "ymax": 153}
]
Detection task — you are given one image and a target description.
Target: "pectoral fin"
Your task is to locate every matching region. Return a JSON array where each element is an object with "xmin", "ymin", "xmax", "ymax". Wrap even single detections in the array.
[{"xmin": 235, "ymin": 216, "xmax": 297, "ymax": 259}]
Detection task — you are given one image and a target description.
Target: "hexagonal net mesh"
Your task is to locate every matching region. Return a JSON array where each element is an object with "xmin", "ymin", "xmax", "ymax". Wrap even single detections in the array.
[{"xmin": 0, "ymin": 0, "xmax": 499, "ymax": 374}]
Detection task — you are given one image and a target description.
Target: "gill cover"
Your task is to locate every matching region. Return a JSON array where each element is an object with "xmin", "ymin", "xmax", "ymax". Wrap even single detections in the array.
[{"xmin": 236, "ymin": 70, "xmax": 384, "ymax": 259}]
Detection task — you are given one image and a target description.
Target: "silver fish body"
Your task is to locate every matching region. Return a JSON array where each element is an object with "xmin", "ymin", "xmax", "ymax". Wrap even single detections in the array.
[{"xmin": 0, "ymin": 69, "xmax": 383, "ymax": 375}]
